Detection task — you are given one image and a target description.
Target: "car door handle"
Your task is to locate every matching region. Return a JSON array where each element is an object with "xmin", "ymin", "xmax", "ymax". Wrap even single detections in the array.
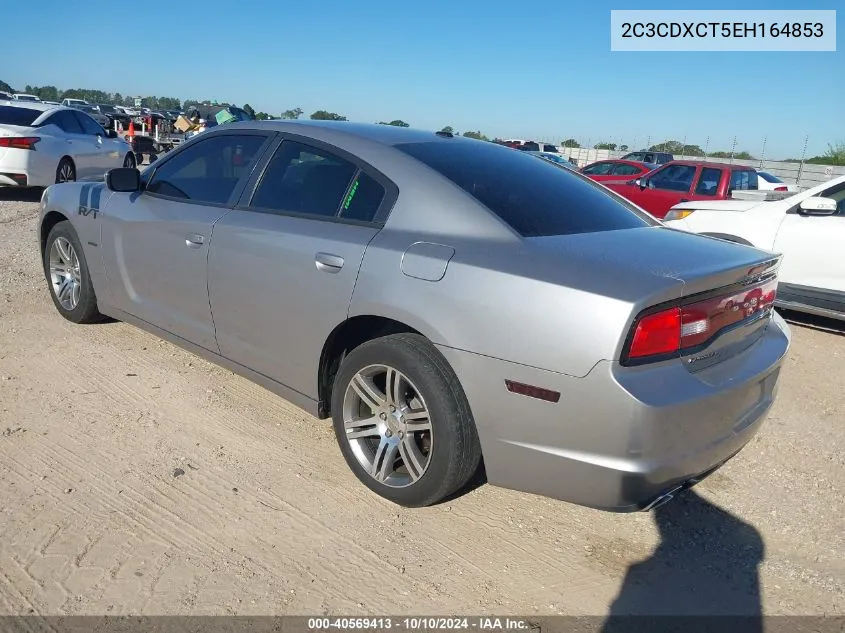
[
  {"xmin": 185, "ymin": 233, "xmax": 205, "ymax": 248},
  {"xmin": 315, "ymin": 252, "xmax": 344, "ymax": 273},
  {"xmin": 679, "ymin": 198, "xmax": 690, "ymax": 202}
]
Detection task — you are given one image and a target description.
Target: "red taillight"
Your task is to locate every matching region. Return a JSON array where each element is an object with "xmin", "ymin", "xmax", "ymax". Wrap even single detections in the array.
[
  {"xmin": 774, "ymin": 186, "xmax": 788, "ymax": 191},
  {"xmin": 0, "ymin": 136, "xmax": 40, "ymax": 150},
  {"xmin": 626, "ymin": 278, "xmax": 778, "ymax": 362},
  {"xmin": 629, "ymin": 307, "xmax": 681, "ymax": 359}
]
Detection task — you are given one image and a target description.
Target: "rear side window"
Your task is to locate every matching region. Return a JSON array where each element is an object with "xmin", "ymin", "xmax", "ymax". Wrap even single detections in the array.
[
  {"xmin": 695, "ymin": 167, "xmax": 722, "ymax": 196},
  {"xmin": 395, "ymin": 141, "xmax": 653, "ymax": 237},
  {"xmin": 730, "ymin": 170, "xmax": 758, "ymax": 191},
  {"xmin": 250, "ymin": 141, "xmax": 357, "ymax": 218},
  {"xmin": 341, "ymin": 172, "xmax": 385, "ymax": 222},
  {"xmin": 0, "ymin": 106, "xmax": 41, "ymax": 126},
  {"xmin": 612, "ymin": 163, "xmax": 641, "ymax": 176}
]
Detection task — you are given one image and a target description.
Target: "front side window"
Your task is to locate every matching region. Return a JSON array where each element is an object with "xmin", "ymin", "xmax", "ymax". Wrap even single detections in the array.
[
  {"xmin": 583, "ymin": 162, "xmax": 614, "ymax": 175},
  {"xmin": 146, "ymin": 134, "xmax": 267, "ymax": 204},
  {"xmin": 611, "ymin": 163, "xmax": 642, "ymax": 176},
  {"xmin": 249, "ymin": 141, "xmax": 357, "ymax": 218},
  {"xmin": 395, "ymin": 140, "xmax": 654, "ymax": 237},
  {"xmin": 50, "ymin": 110, "xmax": 84, "ymax": 134},
  {"xmin": 648, "ymin": 164, "xmax": 696, "ymax": 192}
]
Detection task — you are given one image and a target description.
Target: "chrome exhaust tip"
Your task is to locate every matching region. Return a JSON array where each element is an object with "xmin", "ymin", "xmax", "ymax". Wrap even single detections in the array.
[{"xmin": 641, "ymin": 485, "xmax": 684, "ymax": 512}]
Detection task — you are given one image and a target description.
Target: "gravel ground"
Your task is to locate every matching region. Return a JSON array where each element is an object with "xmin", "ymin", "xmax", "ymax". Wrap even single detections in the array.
[{"xmin": 0, "ymin": 187, "xmax": 842, "ymax": 617}]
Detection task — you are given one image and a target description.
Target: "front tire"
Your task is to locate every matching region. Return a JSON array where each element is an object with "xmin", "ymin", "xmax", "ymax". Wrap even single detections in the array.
[
  {"xmin": 331, "ymin": 333, "xmax": 482, "ymax": 507},
  {"xmin": 43, "ymin": 222, "xmax": 103, "ymax": 324},
  {"xmin": 123, "ymin": 152, "xmax": 136, "ymax": 168}
]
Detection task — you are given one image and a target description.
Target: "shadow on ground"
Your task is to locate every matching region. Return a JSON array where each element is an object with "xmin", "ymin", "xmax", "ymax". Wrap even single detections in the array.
[
  {"xmin": 601, "ymin": 489, "xmax": 764, "ymax": 632},
  {"xmin": 0, "ymin": 187, "xmax": 43, "ymax": 203},
  {"xmin": 778, "ymin": 308, "xmax": 844, "ymax": 337}
]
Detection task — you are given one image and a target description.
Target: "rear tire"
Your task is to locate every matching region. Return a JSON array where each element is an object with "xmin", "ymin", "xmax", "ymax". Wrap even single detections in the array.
[
  {"xmin": 331, "ymin": 333, "xmax": 482, "ymax": 507},
  {"xmin": 55, "ymin": 158, "xmax": 76, "ymax": 184},
  {"xmin": 43, "ymin": 221, "xmax": 103, "ymax": 324}
]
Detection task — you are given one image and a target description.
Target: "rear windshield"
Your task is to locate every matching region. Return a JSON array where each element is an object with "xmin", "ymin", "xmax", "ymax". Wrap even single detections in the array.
[
  {"xmin": 757, "ymin": 171, "xmax": 783, "ymax": 183},
  {"xmin": 0, "ymin": 106, "xmax": 40, "ymax": 126},
  {"xmin": 394, "ymin": 141, "xmax": 654, "ymax": 237}
]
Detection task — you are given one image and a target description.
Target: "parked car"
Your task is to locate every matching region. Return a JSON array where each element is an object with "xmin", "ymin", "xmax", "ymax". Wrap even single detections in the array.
[
  {"xmin": 663, "ymin": 175, "xmax": 845, "ymax": 321},
  {"xmin": 0, "ymin": 92, "xmax": 13, "ymax": 101},
  {"xmin": 621, "ymin": 150, "xmax": 674, "ymax": 165},
  {"xmin": 96, "ymin": 104, "xmax": 131, "ymax": 130},
  {"xmin": 13, "ymin": 93, "xmax": 41, "ymax": 102},
  {"xmin": 581, "ymin": 159, "xmax": 657, "ymax": 182},
  {"xmin": 0, "ymin": 102, "xmax": 135, "ymax": 187},
  {"xmin": 756, "ymin": 171, "xmax": 799, "ymax": 192},
  {"xmin": 526, "ymin": 151, "xmax": 578, "ymax": 170},
  {"xmin": 602, "ymin": 160, "xmax": 760, "ymax": 219},
  {"xmin": 62, "ymin": 98, "xmax": 90, "ymax": 107},
  {"xmin": 35, "ymin": 121, "xmax": 790, "ymax": 511},
  {"xmin": 68, "ymin": 104, "xmax": 111, "ymax": 129}
]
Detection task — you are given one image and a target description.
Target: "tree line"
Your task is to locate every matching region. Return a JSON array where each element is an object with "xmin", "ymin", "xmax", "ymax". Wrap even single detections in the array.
[{"xmin": 3, "ymin": 80, "xmax": 840, "ymax": 165}]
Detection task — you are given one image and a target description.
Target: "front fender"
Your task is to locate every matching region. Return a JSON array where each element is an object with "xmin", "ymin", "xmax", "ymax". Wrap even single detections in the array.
[{"xmin": 40, "ymin": 182, "xmax": 112, "ymax": 305}]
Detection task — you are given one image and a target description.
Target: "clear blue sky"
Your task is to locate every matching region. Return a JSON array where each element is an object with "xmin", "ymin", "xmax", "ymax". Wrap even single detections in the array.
[{"xmin": 5, "ymin": 0, "xmax": 842, "ymax": 158}]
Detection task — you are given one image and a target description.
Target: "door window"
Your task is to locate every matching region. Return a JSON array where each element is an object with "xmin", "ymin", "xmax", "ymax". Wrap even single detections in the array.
[
  {"xmin": 249, "ymin": 141, "xmax": 358, "ymax": 218},
  {"xmin": 73, "ymin": 111, "xmax": 106, "ymax": 136},
  {"xmin": 146, "ymin": 134, "xmax": 267, "ymax": 204},
  {"xmin": 730, "ymin": 170, "xmax": 759, "ymax": 191},
  {"xmin": 583, "ymin": 162, "xmax": 614, "ymax": 175},
  {"xmin": 694, "ymin": 167, "xmax": 723, "ymax": 196},
  {"xmin": 49, "ymin": 110, "xmax": 85, "ymax": 134},
  {"xmin": 611, "ymin": 163, "xmax": 642, "ymax": 176},
  {"xmin": 648, "ymin": 164, "xmax": 696, "ymax": 192}
]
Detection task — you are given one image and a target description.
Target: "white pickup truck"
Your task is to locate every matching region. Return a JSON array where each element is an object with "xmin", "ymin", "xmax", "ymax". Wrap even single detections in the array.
[{"xmin": 663, "ymin": 175, "xmax": 845, "ymax": 321}]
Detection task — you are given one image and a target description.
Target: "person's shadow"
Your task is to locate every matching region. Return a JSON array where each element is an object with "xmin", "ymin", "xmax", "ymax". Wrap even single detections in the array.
[{"xmin": 602, "ymin": 488, "xmax": 764, "ymax": 633}]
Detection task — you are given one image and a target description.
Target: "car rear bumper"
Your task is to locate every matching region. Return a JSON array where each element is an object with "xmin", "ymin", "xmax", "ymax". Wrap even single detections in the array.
[{"xmin": 436, "ymin": 311, "xmax": 790, "ymax": 511}]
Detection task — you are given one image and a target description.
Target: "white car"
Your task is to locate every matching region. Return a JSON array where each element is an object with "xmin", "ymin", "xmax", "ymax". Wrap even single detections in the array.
[
  {"xmin": 61, "ymin": 98, "xmax": 90, "ymax": 107},
  {"xmin": 663, "ymin": 175, "xmax": 845, "ymax": 321},
  {"xmin": 0, "ymin": 102, "xmax": 135, "ymax": 187},
  {"xmin": 756, "ymin": 171, "xmax": 800, "ymax": 192},
  {"xmin": 13, "ymin": 93, "xmax": 41, "ymax": 102}
]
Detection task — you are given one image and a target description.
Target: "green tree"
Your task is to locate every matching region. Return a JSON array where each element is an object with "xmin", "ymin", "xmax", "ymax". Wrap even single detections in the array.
[
  {"xmin": 242, "ymin": 103, "xmax": 256, "ymax": 118},
  {"xmin": 310, "ymin": 110, "xmax": 347, "ymax": 121},
  {"xmin": 461, "ymin": 130, "xmax": 488, "ymax": 141},
  {"xmin": 562, "ymin": 138, "xmax": 580, "ymax": 148},
  {"xmin": 594, "ymin": 142, "xmax": 617, "ymax": 150},
  {"xmin": 281, "ymin": 107, "xmax": 303, "ymax": 119},
  {"xmin": 439, "ymin": 125, "xmax": 455, "ymax": 135},
  {"xmin": 648, "ymin": 140, "xmax": 705, "ymax": 156},
  {"xmin": 0, "ymin": 79, "xmax": 13, "ymax": 93},
  {"xmin": 255, "ymin": 112, "xmax": 274, "ymax": 120},
  {"xmin": 378, "ymin": 119, "xmax": 410, "ymax": 127},
  {"xmin": 710, "ymin": 150, "xmax": 756, "ymax": 160},
  {"xmin": 807, "ymin": 142, "xmax": 845, "ymax": 166},
  {"xmin": 620, "ymin": 145, "xmax": 629, "ymax": 151}
]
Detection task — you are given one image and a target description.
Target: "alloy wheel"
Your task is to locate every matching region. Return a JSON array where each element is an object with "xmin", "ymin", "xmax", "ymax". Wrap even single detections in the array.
[
  {"xmin": 48, "ymin": 237, "xmax": 81, "ymax": 310},
  {"xmin": 342, "ymin": 364, "xmax": 433, "ymax": 487}
]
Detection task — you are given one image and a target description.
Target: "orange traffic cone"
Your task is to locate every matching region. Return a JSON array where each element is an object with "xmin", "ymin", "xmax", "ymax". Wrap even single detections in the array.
[{"xmin": 126, "ymin": 119, "xmax": 135, "ymax": 143}]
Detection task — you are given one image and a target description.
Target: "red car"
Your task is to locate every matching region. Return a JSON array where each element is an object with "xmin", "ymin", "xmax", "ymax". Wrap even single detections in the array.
[
  {"xmin": 581, "ymin": 159, "xmax": 657, "ymax": 182},
  {"xmin": 601, "ymin": 160, "xmax": 760, "ymax": 219}
]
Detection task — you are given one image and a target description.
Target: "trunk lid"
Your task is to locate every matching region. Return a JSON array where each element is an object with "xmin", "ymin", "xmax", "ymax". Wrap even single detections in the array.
[{"xmin": 529, "ymin": 226, "xmax": 781, "ymax": 375}]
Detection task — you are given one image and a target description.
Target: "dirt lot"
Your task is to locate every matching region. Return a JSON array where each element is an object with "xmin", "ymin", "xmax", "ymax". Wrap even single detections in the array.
[{"xmin": 0, "ymin": 188, "xmax": 842, "ymax": 618}]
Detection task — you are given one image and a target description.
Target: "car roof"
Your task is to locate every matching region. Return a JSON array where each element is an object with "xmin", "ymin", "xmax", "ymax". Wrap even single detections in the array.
[
  {"xmin": 0, "ymin": 101, "xmax": 63, "ymax": 113},
  {"xmin": 220, "ymin": 119, "xmax": 477, "ymax": 147},
  {"xmin": 664, "ymin": 159, "xmax": 755, "ymax": 170}
]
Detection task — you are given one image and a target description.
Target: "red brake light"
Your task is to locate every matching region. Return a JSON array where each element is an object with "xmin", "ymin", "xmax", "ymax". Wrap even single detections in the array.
[
  {"xmin": 774, "ymin": 186, "xmax": 788, "ymax": 191},
  {"xmin": 0, "ymin": 136, "xmax": 40, "ymax": 150},
  {"xmin": 626, "ymin": 278, "xmax": 778, "ymax": 362},
  {"xmin": 629, "ymin": 307, "xmax": 681, "ymax": 359}
]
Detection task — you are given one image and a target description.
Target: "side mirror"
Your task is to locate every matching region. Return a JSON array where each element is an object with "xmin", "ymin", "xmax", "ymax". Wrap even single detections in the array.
[
  {"xmin": 798, "ymin": 196, "xmax": 837, "ymax": 216},
  {"xmin": 106, "ymin": 167, "xmax": 141, "ymax": 192},
  {"xmin": 105, "ymin": 129, "xmax": 118, "ymax": 139}
]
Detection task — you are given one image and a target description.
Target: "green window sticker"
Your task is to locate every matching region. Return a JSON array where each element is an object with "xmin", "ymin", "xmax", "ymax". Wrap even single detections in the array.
[{"xmin": 343, "ymin": 179, "xmax": 360, "ymax": 210}]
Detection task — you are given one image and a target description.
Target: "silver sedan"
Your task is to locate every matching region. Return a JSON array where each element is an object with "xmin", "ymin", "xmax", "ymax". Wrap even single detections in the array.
[{"xmin": 37, "ymin": 121, "xmax": 790, "ymax": 511}]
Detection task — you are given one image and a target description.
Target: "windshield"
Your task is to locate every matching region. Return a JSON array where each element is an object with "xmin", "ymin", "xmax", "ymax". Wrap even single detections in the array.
[
  {"xmin": 395, "ymin": 140, "xmax": 656, "ymax": 237},
  {"xmin": 0, "ymin": 106, "xmax": 41, "ymax": 126}
]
